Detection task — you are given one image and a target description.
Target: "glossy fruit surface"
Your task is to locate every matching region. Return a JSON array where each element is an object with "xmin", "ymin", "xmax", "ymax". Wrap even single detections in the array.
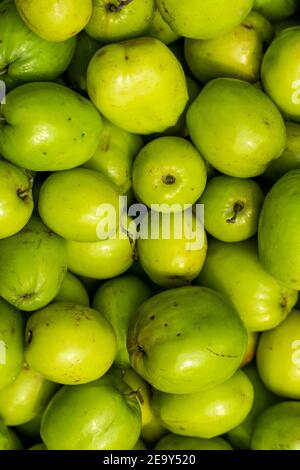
[{"xmin": 55, "ymin": 272, "xmax": 90, "ymax": 307}]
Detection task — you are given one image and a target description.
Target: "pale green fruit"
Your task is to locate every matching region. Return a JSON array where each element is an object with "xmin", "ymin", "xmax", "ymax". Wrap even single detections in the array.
[
  {"xmin": 187, "ymin": 78, "xmax": 286, "ymax": 178},
  {"xmin": 15, "ymin": 0, "xmax": 92, "ymax": 42},
  {"xmin": 155, "ymin": 434, "xmax": 232, "ymax": 450},
  {"xmin": 153, "ymin": 370, "xmax": 253, "ymax": 438},
  {"xmin": 0, "ymin": 160, "xmax": 33, "ymax": 239},
  {"xmin": 25, "ymin": 302, "xmax": 116, "ymax": 385},
  {"xmin": 55, "ymin": 272, "xmax": 90, "ymax": 307},
  {"xmin": 253, "ymin": 0, "xmax": 299, "ymax": 21},
  {"xmin": 87, "ymin": 37, "xmax": 188, "ymax": 134},
  {"xmin": 38, "ymin": 168, "xmax": 120, "ymax": 242},
  {"xmin": 93, "ymin": 275, "xmax": 151, "ymax": 367},
  {"xmin": 41, "ymin": 371, "xmax": 141, "ymax": 450},
  {"xmin": 198, "ymin": 239, "xmax": 298, "ymax": 332},
  {"xmin": 0, "ymin": 422, "xmax": 23, "ymax": 450},
  {"xmin": 0, "ymin": 299, "xmax": 24, "ymax": 392},
  {"xmin": 128, "ymin": 286, "xmax": 247, "ymax": 394},
  {"xmin": 146, "ymin": 8, "xmax": 180, "ymax": 44},
  {"xmin": 0, "ymin": 366, "xmax": 58, "ymax": 426},
  {"xmin": 85, "ymin": 0, "xmax": 155, "ymax": 43}
]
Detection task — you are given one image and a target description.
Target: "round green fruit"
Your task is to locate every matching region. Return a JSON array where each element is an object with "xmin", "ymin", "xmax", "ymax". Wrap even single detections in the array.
[
  {"xmin": 253, "ymin": 0, "xmax": 299, "ymax": 21},
  {"xmin": 155, "ymin": 434, "xmax": 232, "ymax": 450},
  {"xmin": 55, "ymin": 272, "xmax": 90, "ymax": 307},
  {"xmin": 146, "ymin": 8, "xmax": 180, "ymax": 44},
  {"xmin": 0, "ymin": 422, "xmax": 23, "ymax": 450}
]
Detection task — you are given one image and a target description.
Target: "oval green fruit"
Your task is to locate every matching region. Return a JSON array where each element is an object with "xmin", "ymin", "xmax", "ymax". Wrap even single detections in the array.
[
  {"xmin": 87, "ymin": 37, "xmax": 188, "ymax": 134},
  {"xmin": 0, "ymin": 216, "xmax": 67, "ymax": 311},
  {"xmin": 146, "ymin": 8, "xmax": 180, "ymax": 44},
  {"xmin": 128, "ymin": 286, "xmax": 247, "ymax": 394},
  {"xmin": 187, "ymin": 78, "xmax": 286, "ymax": 177},
  {"xmin": 155, "ymin": 434, "xmax": 232, "ymax": 450},
  {"xmin": 153, "ymin": 370, "xmax": 253, "ymax": 438},
  {"xmin": 0, "ymin": 422, "xmax": 23, "ymax": 450},
  {"xmin": 0, "ymin": 82, "xmax": 102, "ymax": 171},
  {"xmin": 25, "ymin": 302, "xmax": 116, "ymax": 385},
  {"xmin": 55, "ymin": 272, "xmax": 90, "ymax": 307},
  {"xmin": 41, "ymin": 371, "xmax": 141, "ymax": 450},
  {"xmin": 253, "ymin": 0, "xmax": 299, "ymax": 21}
]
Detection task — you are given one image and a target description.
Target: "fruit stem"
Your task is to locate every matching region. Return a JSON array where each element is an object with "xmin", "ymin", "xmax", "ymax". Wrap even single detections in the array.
[
  {"xmin": 226, "ymin": 201, "xmax": 245, "ymax": 224},
  {"xmin": 106, "ymin": 0, "xmax": 133, "ymax": 13}
]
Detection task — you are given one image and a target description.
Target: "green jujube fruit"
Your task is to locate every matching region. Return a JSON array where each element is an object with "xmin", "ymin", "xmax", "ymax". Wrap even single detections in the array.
[
  {"xmin": 0, "ymin": 299, "xmax": 24, "ymax": 391},
  {"xmin": 253, "ymin": 0, "xmax": 299, "ymax": 21},
  {"xmin": 41, "ymin": 371, "xmax": 141, "ymax": 450},
  {"xmin": 155, "ymin": 434, "xmax": 232, "ymax": 450},
  {"xmin": 0, "ymin": 216, "xmax": 67, "ymax": 311},
  {"xmin": 25, "ymin": 302, "xmax": 116, "ymax": 385},
  {"xmin": 198, "ymin": 239, "xmax": 298, "ymax": 332},
  {"xmin": 0, "ymin": 421, "xmax": 23, "ymax": 450},
  {"xmin": 0, "ymin": 82, "xmax": 102, "ymax": 171},
  {"xmin": 258, "ymin": 170, "xmax": 300, "ymax": 289},
  {"xmin": 153, "ymin": 370, "xmax": 254, "ymax": 438},
  {"xmin": 187, "ymin": 78, "xmax": 286, "ymax": 178},
  {"xmin": 55, "ymin": 272, "xmax": 90, "ymax": 307},
  {"xmin": 0, "ymin": 1, "xmax": 76, "ymax": 90},
  {"xmin": 128, "ymin": 286, "xmax": 247, "ymax": 394},
  {"xmin": 93, "ymin": 275, "xmax": 152, "ymax": 367},
  {"xmin": 146, "ymin": 8, "xmax": 180, "ymax": 44}
]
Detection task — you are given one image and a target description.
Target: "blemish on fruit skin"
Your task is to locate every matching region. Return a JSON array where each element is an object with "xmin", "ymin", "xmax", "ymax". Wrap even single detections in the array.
[{"xmin": 150, "ymin": 315, "xmax": 155, "ymax": 320}]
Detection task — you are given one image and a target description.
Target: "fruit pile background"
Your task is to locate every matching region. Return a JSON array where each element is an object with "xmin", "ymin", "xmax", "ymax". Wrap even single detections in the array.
[{"xmin": 1, "ymin": 0, "xmax": 300, "ymax": 451}]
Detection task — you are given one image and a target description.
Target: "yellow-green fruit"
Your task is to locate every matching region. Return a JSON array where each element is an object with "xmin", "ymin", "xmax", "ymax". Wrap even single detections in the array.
[
  {"xmin": 187, "ymin": 78, "xmax": 286, "ymax": 178},
  {"xmin": 155, "ymin": 434, "xmax": 232, "ymax": 450},
  {"xmin": 128, "ymin": 286, "xmax": 247, "ymax": 394},
  {"xmin": 257, "ymin": 310, "xmax": 300, "ymax": 399},
  {"xmin": 0, "ymin": 366, "xmax": 58, "ymax": 426},
  {"xmin": 153, "ymin": 370, "xmax": 253, "ymax": 439},
  {"xmin": 15, "ymin": 0, "xmax": 92, "ymax": 42},
  {"xmin": 0, "ymin": 422, "xmax": 23, "ymax": 450},
  {"xmin": 25, "ymin": 302, "xmax": 116, "ymax": 385},
  {"xmin": 87, "ymin": 38, "xmax": 188, "ymax": 134},
  {"xmin": 198, "ymin": 239, "xmax": 298, "ymax": 332},
  {"xmin": 0, "ymin": 299, "xmax": 24, "ymax": 392},
  {"xmin": 253, "ymin": 0, "xmax": 299, "ymax": 21},
  {"xmin": 93, "ymin": 275, "xmax": 151, "ymax": 367},
  {"xmin": 251, "ymin": 402, "xmax": 300, "ymax": 450},
  {"xmin": 146, "ymin": 8, "xmax": 180, "ymax": 44},
  {"xmin": 137, "ymin": 213, "xmax": 207, "ymax": 288},
  {"xmin": 156, "ymin": 0, "xmax": 253, "ymax": 40},
  {"xmin": 240, "ymin": 332, "xmax": 258, "ymax": 368},
  {"xmin": 55, "ymin": 272, "xmax": 90, "ymax": 307},
  {"xmin": 41, "ymin": 371, "xmax": 141, "ymax": 450}
]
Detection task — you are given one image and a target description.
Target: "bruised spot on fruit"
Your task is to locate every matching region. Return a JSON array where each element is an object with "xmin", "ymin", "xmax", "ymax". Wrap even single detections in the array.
[
  {"xmin": 162, "ymin": 174, "xmax": 176, "ymax": 185},
  {"xmin": 177, "ymin": 333, "xmax": 181, "ymax": 337},
  {"xmin": 26, "ymin": 329, "xmax": 33, "ymax": 346},
  {"xmin": 16, "ymin": 187, "xmax": 31, "ymax": 203},
  {"xmin": 164, "ymin": 323, "xmax": 168, "ymax": 327},
  {"xmin": 106, "ymin": 0, "xmax": 134, "ymax": 13},
  {"xmin": 207, "ymin": 347, "xmax": 238, "ymax": 358},
  {"xmin": 150, "ymin": 315, "xmax": 155, "ymax": 320},
  {"xmin": 280, "ymin": 297, "xmax": 288, "ymax": 310},
  {"xmin": 241, "ymin": 23, "xmax": 254, "ymax": 30},
  {"xmin": 226, "ymin": 201, "xmax": 245, "ymax": 224}
]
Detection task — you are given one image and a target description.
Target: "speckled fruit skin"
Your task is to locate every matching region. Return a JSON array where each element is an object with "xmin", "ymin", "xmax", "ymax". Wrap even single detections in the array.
[
  {"xmin": 41, "ymin": 371, "xmax": 141, "ymax": 450},
  {"xmin": 257, "ymin": 310, "xmax": 300, "ymax": 399},
  {"xmin": 153, "ymin": 370, "xmax": 253, "ymax": 438},
  {"xmin": 0, "ymin": 299, "xmax": 24, "ymax": 392},
  {"xmin": 85, "ymin": 0, "xmax": 155, "ymax": 43},
  {"xmin": 55, "ymin": 272, "xmax": 90, "ymax": 307},
  {"xmin": 87, "ymin": 37, "xmax": 188, "ymax": 134},
  {"xmin": 156, "ymin": 0, "xmax": 253, "ymax": 40},
  {"xmin": 25, "ymin": 302, "xmax": 116, "ymax": 385},
  {"xmin": 258, "ymin": 170, "xmax": 300, "ymax": 289},
  {"xmin": 0, "ymin": 216, "xmax": 67, "ymax": 312},
  {"xmin": 0, "ymin": 82, "xmax": 102, "ymax": 171},
  {"xmin": 93, "ymin": 275, "xmax": 151, "ymax": 367},
  {"xmin": 187, "ymin": 78, "xmax": 286, "ymax": 178},
  {"xmin": 253, "ymin": 0, "xmax": 299, "ymax": 21},
  {"xmin": 198, "ymin": 239, "xmax": 298, "ymax": 332},
  {"xmin": 15, "ymin": 0, "xmax": 92, "ymax": 42},
  {"xmin": 155, "ymin": 434, "xmax": 232, "ymax": 450},
  {"xmin": 128, "ymin": 286, "xmax": 247, "ymax": 394},
  {"xmin": 251, "ymin": 402, "xmax": 300, "ymax": 450}
]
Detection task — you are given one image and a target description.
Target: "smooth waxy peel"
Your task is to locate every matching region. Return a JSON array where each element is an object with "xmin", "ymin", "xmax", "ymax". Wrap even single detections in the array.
[{"xmin": 55, "ymin": 272, "xmax": 90, "ymax": 307}]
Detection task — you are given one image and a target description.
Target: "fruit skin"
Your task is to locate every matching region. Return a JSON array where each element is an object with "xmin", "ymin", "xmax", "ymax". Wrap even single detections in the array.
[
  {"xmin": 199, "ymin": 239, "xmax": 298, "ymax": 332},
  {"xmin": 84, "ymin": 117, "xmax": 143, "ymax": 194},
  {"xmin": 85, "ymin": 0, "xmax": 155, "ymax": 43},
  {"xmin": 87, "ymin": 37, "xmax": 188, "ymax": 134},
  {"xmin": 227, "ymin": 363, "xmax": 279, "ymax": 449},
  {"xmin": 128, "ymin": 286, "xmax": 247, "ymax": 394},
  {"xmin": 199, "ymin": 176, "xmax": 264, "ymax": 242},
  {"xmin": 25, "ymin": 302, "xmax": 116, "ymax": 385},
  {"xmin": 184, "ymin": 15, "xmax": 264, "ymax": 84},
  {"xmin": 28, "ymin": 443, "xmax": 47, "ymax": 450},
  {"xmin": 187, "ymin": 78, "xmax": 286, "ymax": 178},
  {"xmin": 155, "ymin": 434, "xmax": 232, "ymax": 450},
  {"xmin": 93, "ymin": 275, "xmax": 152, "ymax": 367},
  {"xmin": 257, "ymin": 310, "xmax": 300, "ymax": 399},
  {"xmin": 39, "ymin": 168, "xmax": 120, "ymax": 242},
  {"xmin": 240, "ymin": 332, "xmax": 258, "ymax": 368},
  {"xmin": 0, "ymin": 216, "xmax": 67, "ymax": 311},
  {"xmin": 0, "ymin": 1, "xmax": 76, "ymax": 91},
  {"xmin": 16, "ymin": 413, "xmax": 42, "ymax": 440},
  {"xmin": 262, "ymin": 27, "xmax": 300, "ymax": 122},
  {"xmin": 253, "ymin": 0, "xmax": 299, "ymax": 21},
  {"xmin": 0, "ymin": 366, "xmax": 58, "ymax": 426},
  {"xmin": 55, "ymin": 272, "xmax": 90, "ymax": 307},
  {"xmin": 65, "ymin": 32, "xmax": 100, "ymax": 93},
  {"xmin": 146, "ymin": 8, "xmax": 180, "ymax": 44},
  {"xmin": 133, "ymin": 137, "xmax": 207, "ymax": 211},
  {"xmin": 0, "ymin": 82, "xmax": 102, "ymax": 171},
  {"xmin": 0, "ymin": 422, "xmax": 23, "ymax": 450},
  {"xmin": 153, "ymin": 370, "xmax": 253, "ymax": 439},
  {"xmin": 137, "ymin": 213, "xmax": 208, "ymax": 288},
  {"xmin": 251, "ymin": 401, "xmax": 300, "ymax": 450},
  {"xmin": 133, "ymin": 439, "xmax": 146, "ymax": 450},
  {"xmin": 41, "ymin": 371, "xmax": 141, "ymax": 450},
  {"xmin": 15, "ymin": 0, "xmax": 92, "ymax": 42},
  {"xmin": 258, "ymin": 170, "xmax": 300, "ymax": 289},
  {"xmin": 0, "ymin": 299, "xmax": 24, "ymax": 392},
  {"xmin": 157, "ymin": 0, "xmax": 253, "ymax": 40},
  {"xmin": 0, "ymin": 160, "xmax": 33, "ymax": 239}
]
